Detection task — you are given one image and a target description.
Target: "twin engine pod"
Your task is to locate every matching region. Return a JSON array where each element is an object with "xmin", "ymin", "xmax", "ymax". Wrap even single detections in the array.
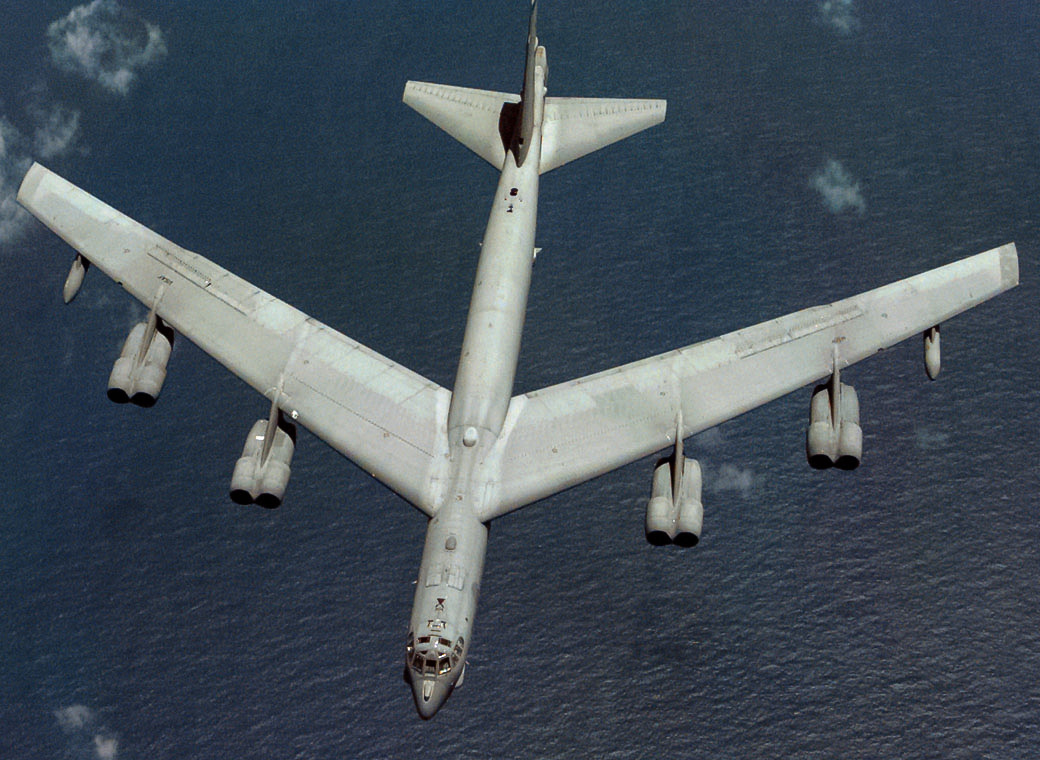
[
  {"xmin": 806, "ymin": 378, "xmax": 862, "ymax": 470},
  {"xmin": 645, "ymin": 455, "xmax": 704, "ymax": 547},
  {"xmin": 107, "ymin": 317, "xmax": 174, "ymax": 407},
  {"xmin": 230, "ymin": 412, "xmax": 296, "ymax": 509}
]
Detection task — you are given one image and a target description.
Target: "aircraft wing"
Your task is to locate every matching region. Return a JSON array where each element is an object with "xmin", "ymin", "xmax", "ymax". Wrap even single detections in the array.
[
  {"xmin": 482, "ymin": 244, "xmax": 1019, "ymax": 520},
  {"xmin": 18, "ymin": 163, "xmax": 450, "ymax": 515}
]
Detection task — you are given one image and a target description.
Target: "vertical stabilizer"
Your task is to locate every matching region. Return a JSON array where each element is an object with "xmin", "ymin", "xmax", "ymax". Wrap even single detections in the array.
[{"xmin": 517, "ymin": 0, "xmax": 546, "ymax": 167}]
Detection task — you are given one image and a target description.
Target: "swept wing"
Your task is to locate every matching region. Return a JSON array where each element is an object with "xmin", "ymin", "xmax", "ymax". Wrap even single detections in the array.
[
  {"xmin": 483, "ymin": 244, "xmax": 1018, "ymax": 520},
  {"xmin": 18, "ymin": 163, "xmax": 450, "ymax": 514}
]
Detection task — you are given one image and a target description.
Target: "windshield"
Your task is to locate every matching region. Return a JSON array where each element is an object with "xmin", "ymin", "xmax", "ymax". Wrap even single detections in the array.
[{"xmin": 406, "ymin": 633, "xmax": 465, "ymax": 676}]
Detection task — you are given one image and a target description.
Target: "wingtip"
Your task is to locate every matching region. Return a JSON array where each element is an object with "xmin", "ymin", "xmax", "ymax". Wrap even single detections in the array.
[
  {"xmin": 999, "ymin": 242, "xmax": 1019, "ymax": 289},
  {"xmin": 16, "ymin": 161, "xmax": 49, "ymax": 209}
]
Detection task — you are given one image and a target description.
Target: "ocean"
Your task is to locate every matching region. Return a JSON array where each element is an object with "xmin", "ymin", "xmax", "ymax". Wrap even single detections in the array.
[{"xmin": 0, "ymin": 2, "xmax": 1037, "ymax": 758}]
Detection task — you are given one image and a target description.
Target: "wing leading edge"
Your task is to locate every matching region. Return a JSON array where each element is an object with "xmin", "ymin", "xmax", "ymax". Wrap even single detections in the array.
[
  {"xmin": 483, "ymin": 244, "xmax": 1018, "ymax": 521},
  {"xmin": 18, "ymin": 163, "xmax": 449, "ymax": 515}
]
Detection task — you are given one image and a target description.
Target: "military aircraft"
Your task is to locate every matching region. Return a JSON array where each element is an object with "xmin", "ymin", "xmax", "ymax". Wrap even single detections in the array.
[{"xmin": 17, "ymin": 1, "xmax": 1018, "ymax": 718}]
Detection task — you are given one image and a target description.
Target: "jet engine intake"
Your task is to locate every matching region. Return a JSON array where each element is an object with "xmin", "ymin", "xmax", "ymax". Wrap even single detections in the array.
[
  {"xmin": 806, "ymin": 379, "xmax": 862, "ymax": 470},
  {"xmin": 230, "ymin": 412, "xmax": 296, "ymax": 508},
  {"xmin": 107, "ymin": 317, "xmax": 174, "ymax": 407},
  {"xmin": 645, "ymin": 455, "xmax": 703, "ymax": 547}
]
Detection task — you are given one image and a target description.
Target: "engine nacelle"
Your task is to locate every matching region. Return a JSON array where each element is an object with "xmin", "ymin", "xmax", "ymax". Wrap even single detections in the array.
[
  {"xmin": 806, "ymin": 380, "xmax": 861, "ymax": 470},
  {"xmin": 673, "ymin": 458, "xmax": 704, "ymax": 548},
  {"xmin": 230, "ymin": 415, "xmax": 296, "ymax": 508},
  {"xmin": 645, "ymin": 458, "xmax": 675, "ymax": 545},
  {"xmin": 107, "ymin": 319, "xmax": 174, "ymax": 407},
  {"xmin": 645, "ymin": 455, "xmax": 703, "ymax": 547}
]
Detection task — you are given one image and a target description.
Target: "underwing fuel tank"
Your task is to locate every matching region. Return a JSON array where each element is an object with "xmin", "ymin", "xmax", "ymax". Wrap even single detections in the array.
[
  {"xmin": 924, "ymin": 325, "xmax": 941, "ymax": 380},
  {"xmin": 63, "ymin": 254, "xmax": 88, "ymax": 303}
]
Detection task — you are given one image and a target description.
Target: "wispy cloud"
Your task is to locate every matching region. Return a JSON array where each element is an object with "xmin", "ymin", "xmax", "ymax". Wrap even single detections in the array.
[
  {"xmin": 94, "ymin": 734, "xmax": 119, "ymax": 760},
  {"xmin": 1, "ymin": 1, "xmax": 166, "ymax": 248},
  {"xmin": 707, "ymin": 463, "xmax": 757, "ymax": 498},
  {"xmin": 810, "ymin": 159, "xmax": 866, "ymax": 215},
  {"xmin": 54, "ymin": 704, "xmax": 95, "ymax": 732},
  {"xmin": 55, "ymin": 704, "xmax": 119, "ymax": 760},
  {"xmin": 818, "ymin": 0, "xmax": 859, "ymax": 36},
  {"xmin": 693, "ymin": 427, "xmax": 724, "ymax": 450},
  {"xmin": 47, "ymin": 0, "xmax": 167, "ymax": 96},
  {"xmin": 915, "ymin": 428, "xmax": 951, "ymax": 451},
  {"xmin": 0, "ymin": 119, "xmax": 35, "ymax": 245},
  {"xmin": 30, "ymin": 102, "xmax": 81, "ymax": 159},
  {"xmin": 0, "ymin": 105, "xmax": 82, "ymax": 245}
]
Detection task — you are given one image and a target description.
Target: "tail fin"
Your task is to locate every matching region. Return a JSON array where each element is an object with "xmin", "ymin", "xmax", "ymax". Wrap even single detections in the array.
[{"xmin": 539, "ymin": 97, "xmax": 666, "ymax": 173}]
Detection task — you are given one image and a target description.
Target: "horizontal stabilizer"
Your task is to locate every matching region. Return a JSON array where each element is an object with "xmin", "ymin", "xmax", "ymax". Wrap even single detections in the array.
[
  {"xmin": 539, "ymin": 97, "xmax": 667, "ymax": 174},
  {"xmin": 403, "ymin": 81, "xmax": 520, "ymax": 168}
]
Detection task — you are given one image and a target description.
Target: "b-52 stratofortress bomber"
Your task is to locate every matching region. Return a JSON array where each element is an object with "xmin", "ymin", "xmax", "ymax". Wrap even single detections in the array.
[{"xmin": 18, "ymin": 1, "xmax": 1018, "ymax": 718}]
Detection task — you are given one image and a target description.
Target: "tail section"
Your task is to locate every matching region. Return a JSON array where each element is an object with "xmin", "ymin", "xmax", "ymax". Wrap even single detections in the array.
[
  {"xmin": 403, "ymin": 1, "xmax": 666, "ymax": 173},
  {"xmin": 403, "ymin": 82, "xmax": 520, "ymax": 169}
]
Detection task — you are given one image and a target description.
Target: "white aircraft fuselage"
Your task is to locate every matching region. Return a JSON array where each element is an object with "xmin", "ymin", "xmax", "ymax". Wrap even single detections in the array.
[{"xmin": 405, "ymin": 19, "xmax": 547, "ymax": 718}]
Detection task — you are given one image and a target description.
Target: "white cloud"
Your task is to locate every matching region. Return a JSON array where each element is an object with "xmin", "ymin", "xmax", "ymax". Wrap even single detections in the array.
[
  {"xmin": 810, "ymin": 159, "xmax": 866, "ymax": 215},
  {"xmin": 0, "ymin": 103, "xmax": 83, "ymax": 246},
  {"xmin": 48, "ymin": 0, "xmax": 167, "ymax": 96},
  {"xmin": 818, "ymin": 0, "xmax": 859, "ymax": 36},
  {"xmin": 0, "ymin": 0, "xmax": 158, "ymax": 247},
  {"xmin": 708, "ymin": 463, "xmax": 757, "ymax": 498},
  {"xmin": 94, "ymin": 734, "xmax": 119, "ymax": 760},
  {"xmin": 0, "ymin": 118, "xmax": 34, "ymax": 245},
  {"xmin": 31, "ymin": 102, "xmax": 81, "ymax": 159},
  {"xmin": 55, "ymin": 704, "xmax": 95, "ymax": 732},
  {"xmin": 693, "ymin": 427, "xmax": 724, "ymax": 450},
  {"xmin": 915, "ymin": 428, "xmax": 951, "ymax": 450},
  {"xmin": 54, "ymin": 704, "xmax": 119, "ymax": 760}
]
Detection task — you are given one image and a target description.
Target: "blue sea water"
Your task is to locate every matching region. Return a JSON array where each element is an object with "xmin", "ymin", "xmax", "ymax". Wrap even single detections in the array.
[{"xmin": 1, "ymin": 2, "xmax": 1038, "ymax": 758}]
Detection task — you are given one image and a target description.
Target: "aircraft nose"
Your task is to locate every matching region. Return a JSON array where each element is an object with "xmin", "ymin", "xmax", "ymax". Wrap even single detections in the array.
[{"xmin": 412, "ymin": 677, "xmax": 449, "ymax": 719}]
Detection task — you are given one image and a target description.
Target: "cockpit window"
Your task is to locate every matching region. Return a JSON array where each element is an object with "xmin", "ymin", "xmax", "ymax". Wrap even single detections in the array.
[{"xmin": 409, "ymin": 634, "xmax": 466, "ymax": 675}]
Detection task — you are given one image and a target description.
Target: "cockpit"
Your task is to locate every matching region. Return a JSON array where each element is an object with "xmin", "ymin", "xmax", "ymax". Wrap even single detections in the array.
[{"xmin": 406, "ymin": 633, "xmax": 465, "ymax": 677}]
